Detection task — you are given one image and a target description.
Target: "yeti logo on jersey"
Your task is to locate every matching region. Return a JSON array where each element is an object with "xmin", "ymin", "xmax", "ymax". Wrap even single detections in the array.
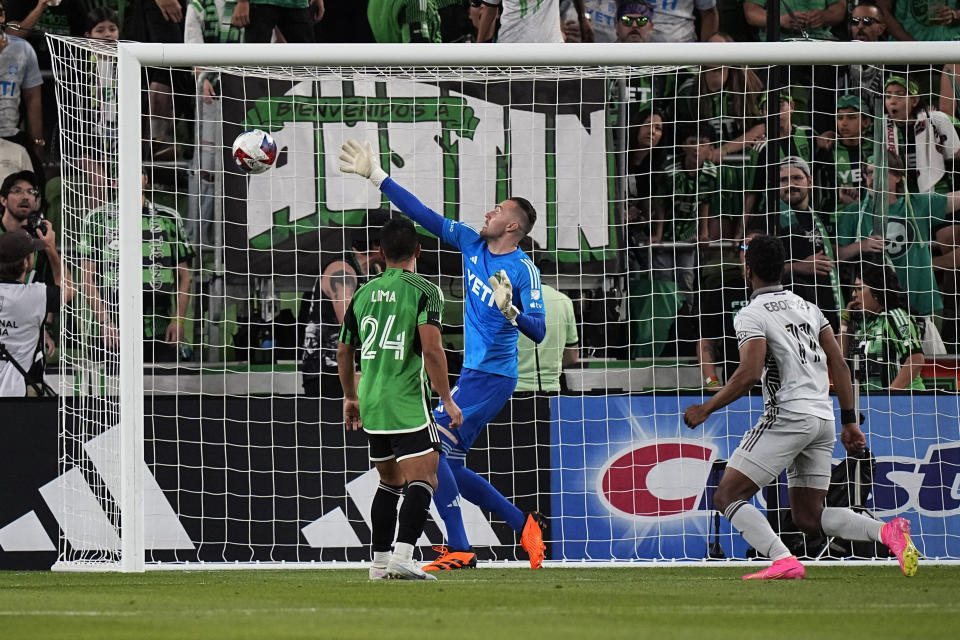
[
  {"xmin": 838, "ymin": 167, "xmax": 861, "ymax": 185},
  {"xmin": 466, "ymin": 270, "xmax": 496, "ymax": 306}
]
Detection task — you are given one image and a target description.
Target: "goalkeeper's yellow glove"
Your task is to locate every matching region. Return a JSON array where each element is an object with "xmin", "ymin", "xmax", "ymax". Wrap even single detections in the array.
[
  {"xmin": 488, "ymin": 269, "xmax": 519, "ymax": 326},
  {"xmin": 339, "ymin": 139, "xmax": 388, "ymax": 187}
]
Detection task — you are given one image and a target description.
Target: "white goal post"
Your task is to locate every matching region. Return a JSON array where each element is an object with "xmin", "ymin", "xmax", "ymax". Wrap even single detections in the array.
[{"xmin": 49, "ymin": 37, "xmax": 960, "ymax": 572}]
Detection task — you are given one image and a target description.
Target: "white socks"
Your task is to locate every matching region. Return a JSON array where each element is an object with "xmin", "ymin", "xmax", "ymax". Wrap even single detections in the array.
[
  {"xmin": 725, "ymin": 500, "xmax": 792, "ymax": 561},
  {"xmin": 820, "ymin": 507, "xmax": 883, "ymax": 542},
  {"xmin": 392, "ymin": 542, "xmax": 415, "ymax": 563},
  {"xmin": 372, "ymin": 550, "xmax": 391, "ymax": 569}
]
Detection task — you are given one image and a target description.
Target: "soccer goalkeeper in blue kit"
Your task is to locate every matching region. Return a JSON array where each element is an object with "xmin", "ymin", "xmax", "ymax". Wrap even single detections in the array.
[{"xmin": 340, "ymin": 139, "xmax": 549, "ymax": 570}]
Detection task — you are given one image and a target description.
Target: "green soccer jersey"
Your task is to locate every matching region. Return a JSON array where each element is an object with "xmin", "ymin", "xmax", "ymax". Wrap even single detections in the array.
[
  {"xmin": 251, "ymin": 0, "xmax": 308, "ymax": 7},
  {"xmin": 617, "ymin": 74, "xmax": 677, "ymax": 120},
  {"xmin": 895, "ymin": 0, "xmax": 960, "ymax": 41},
  {"xmin": 750, "ymin": 0, "xmax": 840, "ymax": 40},
  {"xmin": 516, "ymin": 284, "xmax": 578, "ymax": 393},
  {"xmin": 368, "ymin": 0, "xmax": 442, "ymax": 43},
  {"xmin": 675, "ymin": 80, "xmax": 754, "ymax": 144},
  {"xmin": 188, "ymin": 0, "xmax": 244, "ymax": 43},
  {"xmin": 853, "ymin": 308, "xmax": 926, "ymax": 391},
  {"xmin": 817, "ymin": 143, "xmax": 863, "ymax": 214},
  {"xmin": 656, "ymin": 157, "xmax": 705, "ymax": 242},
  {"xmin": 839, "ymin": 192, "xmax": 947, "ymax": 316},
  {"xmin": 78, "ymin": 201, "xmax": 195, "ymax": 339},
  {"xmin": 702, "ymin": 157, "xmax": 748, "ymax": 221},
  {"xmin": 338, "ymin": 268, "xmax": 444, "ymax": 433}
]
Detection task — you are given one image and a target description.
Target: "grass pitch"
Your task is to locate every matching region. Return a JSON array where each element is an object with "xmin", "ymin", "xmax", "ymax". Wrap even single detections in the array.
[{"xmin": 1, "ymin": 566, "xmax": 958, "ymax": 640}]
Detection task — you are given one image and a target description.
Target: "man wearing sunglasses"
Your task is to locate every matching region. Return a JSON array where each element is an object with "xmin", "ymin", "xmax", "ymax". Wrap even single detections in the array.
[
  {"xmin": 849, "ymin": 1, "xmax": 887, "ymax": 41},
  {"xmin": 614, "ymin": 1, "xmax": 655, "ymax": 42},
  {"xmin": 0, "ymin": 170, "xmax": 66, "ymax": 378},
  {"xmin": 841, "ymin": 2, "xmax": 887, "ymax": 100}
]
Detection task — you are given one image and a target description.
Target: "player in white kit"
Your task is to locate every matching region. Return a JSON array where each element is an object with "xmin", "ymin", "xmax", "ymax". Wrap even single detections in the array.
[{"xmin": 684, "ymin": 234, "xmax": 919, "ymax": 580}]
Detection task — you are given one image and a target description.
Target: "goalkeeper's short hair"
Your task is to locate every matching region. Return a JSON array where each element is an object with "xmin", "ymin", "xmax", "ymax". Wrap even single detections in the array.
[
  {"xmin": 509, "ymin": 196, "xmax": 537, "ymax": 235},
  {"xmin": 380, "ymin": 217, "xmax": 419, "ymax": 261}
]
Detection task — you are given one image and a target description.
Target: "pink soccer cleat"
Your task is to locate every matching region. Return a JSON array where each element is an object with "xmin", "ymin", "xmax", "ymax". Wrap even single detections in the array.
[
  {"xmin": 742, "ymin": 555, "xmax": 806, "ymax": 580},
  {"xmin": 880, "ymin": 517, "xmax": 919, "ymax": 577}
]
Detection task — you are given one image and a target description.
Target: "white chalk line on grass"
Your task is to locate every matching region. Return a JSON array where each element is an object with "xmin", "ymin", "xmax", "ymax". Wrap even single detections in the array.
[
  {"xmin": 0, "ymin": 607, "xmax": 320, "ymax": 617},
  {"xmin": 0, "ymin": 602, "xmax": 956, "ymax": 618}
]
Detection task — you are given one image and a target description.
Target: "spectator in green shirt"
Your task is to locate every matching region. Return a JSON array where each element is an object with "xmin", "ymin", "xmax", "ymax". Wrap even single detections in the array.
[
  {"xmin": 840, "ymin": 264, "xmax": 926, "ymax": 391},
  {"xmin": 877, "ymin": 0, "xmax": 960, "ymax": 41},
  {"xmin": 743, "ymin": 0, "xmax": 846, "ymax": 134},
  {"xmin": 515, "ymin": 282, "xmax": 579, "ymax": 393},
  {"xmin": 79, "ymin": 172, "xmax": 195, "ymax": 363},
  {"xmin": 743, "ymin": 0, "xmax": 845, "ymax": 41},
  {"xmin": 367, "ymin": 0, "xmax": 442, "ymax": 42},
  {"xmin": 837, "ymin": 150, "xmax": 960, "ymax": 353}
]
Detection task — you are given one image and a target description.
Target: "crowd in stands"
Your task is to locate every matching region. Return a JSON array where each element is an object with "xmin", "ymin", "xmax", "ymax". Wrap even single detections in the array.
[{"xmin": 0, "ymin": 0, "xmax": 959, "ymax": 397}]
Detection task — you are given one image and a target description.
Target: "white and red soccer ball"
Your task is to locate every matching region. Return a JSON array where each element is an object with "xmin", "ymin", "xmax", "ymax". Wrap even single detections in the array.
[{"xmin": 232, "ymin": 129, "xmax": 278, "ymax": 174}]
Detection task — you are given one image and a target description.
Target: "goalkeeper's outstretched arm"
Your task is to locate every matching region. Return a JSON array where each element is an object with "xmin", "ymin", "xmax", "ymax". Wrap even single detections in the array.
[{"xmin": 339, "ymin": 139, "xmax": 446, "ymax": 238}]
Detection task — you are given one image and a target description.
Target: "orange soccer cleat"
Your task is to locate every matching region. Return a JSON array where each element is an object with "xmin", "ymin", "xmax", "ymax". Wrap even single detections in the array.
[
  {"xmin": 521, "ymin": 512, "xmax": 548, "ymax": 569},
  {"xmin": 422, "ymin": 545, "xmax": 477, "ymax": 571}
]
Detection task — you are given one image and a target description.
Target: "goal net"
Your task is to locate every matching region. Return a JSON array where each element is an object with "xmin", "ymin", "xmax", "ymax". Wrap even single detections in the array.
[{"xmin": 47, "ymin": 36, "xmax": 960, "ymax": 570}]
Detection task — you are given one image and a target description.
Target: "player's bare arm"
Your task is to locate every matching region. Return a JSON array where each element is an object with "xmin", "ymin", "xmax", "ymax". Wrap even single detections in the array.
[
  {"xmin": 336, "ymin": 342, "xmax": 362, "ymax": 431},
  {"xmin": 418, "ymin": 323, "xmax": 463, "ymax": 428},
  {"xmin": 476, "ymin": 2, "xmax": 499, "ymax": 42},
  {"xmin": 684, "ymin": 338, "xmax": 766, "ymax": 428},
  {"xmin": 819, "ymin": 325, "xmax": 865, "ymax": 453}
]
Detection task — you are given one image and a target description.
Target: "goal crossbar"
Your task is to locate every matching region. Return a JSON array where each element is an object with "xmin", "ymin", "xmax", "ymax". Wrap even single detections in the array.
[{"xmin": 115, "ymin": 40, "xmax": 960, "ymax": 67}]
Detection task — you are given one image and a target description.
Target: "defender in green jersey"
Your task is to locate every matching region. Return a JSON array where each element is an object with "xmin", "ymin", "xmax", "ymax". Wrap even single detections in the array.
[{"xmin": 338, "ymin": 218, "xmax": 462, "ymax": 581}]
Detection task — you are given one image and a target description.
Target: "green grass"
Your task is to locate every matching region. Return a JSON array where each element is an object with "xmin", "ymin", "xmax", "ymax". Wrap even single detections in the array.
[{"xmin": 1, "ymin": 566, "xmax": 958, "ymax": 639}]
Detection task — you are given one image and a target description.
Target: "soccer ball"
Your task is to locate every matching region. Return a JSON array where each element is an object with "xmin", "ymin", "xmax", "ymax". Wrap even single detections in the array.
[{"xmin": 232, "ymin": 129, "xmax": 278, "ymax": 174}]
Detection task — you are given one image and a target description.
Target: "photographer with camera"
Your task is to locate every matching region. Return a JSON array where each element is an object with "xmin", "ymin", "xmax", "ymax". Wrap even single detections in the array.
[
  {"xmin": 0, "ymin": 228, "xmax": 58, "ymax": 396},
  {"xmin": 0, "ymin": 170, "xmax": 67, "ymax": 360}
]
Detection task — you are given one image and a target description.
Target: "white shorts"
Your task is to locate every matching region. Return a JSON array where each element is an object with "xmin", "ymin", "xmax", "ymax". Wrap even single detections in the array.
[{"xmin": 727, "ymin": 408, "xmax": 836, "ymax": 491}]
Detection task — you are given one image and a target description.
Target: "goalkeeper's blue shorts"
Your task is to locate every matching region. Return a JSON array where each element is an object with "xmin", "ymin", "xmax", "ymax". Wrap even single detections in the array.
[{"xmin": 433, "ymin": 367, "xmax": 516, "ymax": 462}]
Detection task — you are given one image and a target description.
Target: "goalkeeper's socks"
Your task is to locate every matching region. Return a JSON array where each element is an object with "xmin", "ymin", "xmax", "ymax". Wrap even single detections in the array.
[
  {"xmin": 371, "ymin": 482, "xmax": 403, "ymax": 553},
  {"xmin": 450, "ymin": 461, "xmax": 526, "ymax": 533},
  {"xmin": 724, "ymin": 500, "xmax": 792, "ymax": 561},
  {"xmin": 821, "ymin": 507, "xmax": 884, "ymax": 542},
  {"xmin": 396, "ymin": 481, "xmax": 434, "ymax": 546},
  {"xmin": 434, "ymin": 454, "xmax": 471, "ymax": 551}
]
